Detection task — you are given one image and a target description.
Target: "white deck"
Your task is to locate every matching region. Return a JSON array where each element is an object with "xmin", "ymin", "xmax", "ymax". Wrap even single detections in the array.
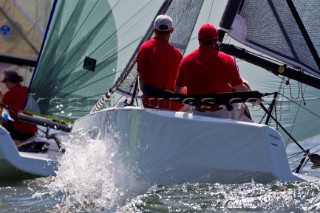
[
  {"xmin": 0, "ymin": 127, "xmax": 63, "ymax": 180},
  {"xmin": 73, "ymin": 107, "xmax": 317, "ymax": 184}
]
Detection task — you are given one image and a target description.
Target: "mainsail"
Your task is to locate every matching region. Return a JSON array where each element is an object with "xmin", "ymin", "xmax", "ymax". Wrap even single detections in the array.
[
  {"xmin": 218, "ymin": 0, "xmax": 320, "ymax": 141},
  {"xmin": 220, "ymin": 0, "xmax": 320, "ymax": 79}
]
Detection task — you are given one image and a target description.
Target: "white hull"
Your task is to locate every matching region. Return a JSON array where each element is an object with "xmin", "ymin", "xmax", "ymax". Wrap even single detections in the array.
[
  {"xmin": 73, "ymin": 107, "xmax": 317, "ymax": 184},
  {"xmin": 0, "ymin": 127, "xmax": 63, "ymax": 180}
]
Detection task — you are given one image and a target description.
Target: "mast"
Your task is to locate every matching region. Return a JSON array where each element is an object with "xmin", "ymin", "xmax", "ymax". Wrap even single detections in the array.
[{"xmin": 218, "ymin": 0, "xmax": 242, "ymax": 43}]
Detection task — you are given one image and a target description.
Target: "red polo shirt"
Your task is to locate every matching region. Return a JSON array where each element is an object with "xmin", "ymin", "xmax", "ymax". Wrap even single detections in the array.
[
  {"xmin": 137, "ymin": 37, "xmax": 183, "ymax": 110},
  {"xmin": 2, "ymin": 85, "xmax": 37, "ymax": 134},
  {"xmin": 176, "ymin": 45, "xmax": 243, "ymax": 95}
]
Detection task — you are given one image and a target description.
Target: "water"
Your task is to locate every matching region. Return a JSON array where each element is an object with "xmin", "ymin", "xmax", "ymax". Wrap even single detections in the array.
[
  {"xmin": 1, "ymin": 133, "xmax": 320, "ymax": 212},
  {"xmin": 2, "ymin": 176, "xmax": 320, "ymax": 212}
]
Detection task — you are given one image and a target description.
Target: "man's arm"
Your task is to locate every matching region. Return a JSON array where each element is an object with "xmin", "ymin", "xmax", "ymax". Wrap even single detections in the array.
[
  {"xmin": 233, "ymin": 84, "xmax": 250, "ymax": 92},
  {"xmin": 174, "ymin": 86, "xmax": 187, "ymax": 94},
  {"xmin": 233, "ymin": 84, "xmax": 262, "ymax": 105}
]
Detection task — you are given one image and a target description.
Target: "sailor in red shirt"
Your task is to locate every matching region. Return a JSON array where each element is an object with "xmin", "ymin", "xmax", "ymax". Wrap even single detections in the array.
[
  {"xmin": 175, "ymin": 23, "xmax": 253, "ymax": 122},
  {"xmin": 137, "ymin": 14, "xmax": 183, "ymax": 111},
  {"xmin": 0, "ymin": 71, "xmax": 38, "ymax": 141}
]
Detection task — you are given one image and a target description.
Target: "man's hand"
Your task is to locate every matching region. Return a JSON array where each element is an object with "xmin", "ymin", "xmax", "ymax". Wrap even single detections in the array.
[{"xmin": 252, "ymin": 98, "xmax": 263, "ymax": 106}]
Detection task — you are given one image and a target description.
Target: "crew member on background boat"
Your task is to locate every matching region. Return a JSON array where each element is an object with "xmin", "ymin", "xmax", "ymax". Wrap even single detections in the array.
[
  {"xmin": 175, "ymin": 23, "xmax": 257, "ymax": 122},
  {"xmin": 0, "ymin": 71, "xmax": 37, "ymax": 142},
  {"xmin": 137, "ymin": 14, "xmax": 183, "ymax": 110}
]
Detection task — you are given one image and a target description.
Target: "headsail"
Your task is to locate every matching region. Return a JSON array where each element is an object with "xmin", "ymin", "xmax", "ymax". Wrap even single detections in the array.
[{"xmin": 26, "ymin": 0, "xmax": 168, "ymax": 122}]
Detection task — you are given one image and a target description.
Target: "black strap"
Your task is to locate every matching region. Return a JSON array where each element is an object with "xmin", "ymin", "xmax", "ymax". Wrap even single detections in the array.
[{"xmin": 140, "ymin": 83, "xmax": 264, "ymax": 108}]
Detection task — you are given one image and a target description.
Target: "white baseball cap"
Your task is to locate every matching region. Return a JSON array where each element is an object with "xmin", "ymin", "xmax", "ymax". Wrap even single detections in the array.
[{"xmin": 154, "ymin": 14, "xmax": 173, "ymax": 31}]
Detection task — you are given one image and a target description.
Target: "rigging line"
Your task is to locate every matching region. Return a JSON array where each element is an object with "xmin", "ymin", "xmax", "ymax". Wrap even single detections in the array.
[
  {"xmin": 286, "ymin": 78, "xmax": 307, "ymax": 101},
  {"xmin": 288, "ymin": 148, "xmax": 320, "ymax": 161},
  {"xmin": 291, "ymin": 158, "xmax": 309, "ymax": 173},
  {"xmin": 278, "ymin": 93, "xmax": 320, "ymax": 119},
  {"xmin": 281, "ymin": 79, "xmax": 300, "ymax": 145},
  {"xmin": 300, "ymin": 82, "xmax": 306, "ymax": 104},
  {"xmin": 308, "ymin": 149, "xmax": 320, "ymax": 157},
  {"xmin": 260, "ymin": 104, "xmax": 307, "ymax": 153},
  {"xmin": 287, "ymin": 79, "xmax": 300, "ymax": 100},
  {"xmin": 207, "ymin": 0, "xmax": 215, "ymax": 23},
  {"xmin": 286, "ymin": 82, "xmax": 307, "ymax": 142},
  {"xmin": 289, "ymin": 155, "xmax": 308, "ymax": 165},
  {"xmin": 306, "ymin": 145, "xmax": 320, "ymax": 153},
  {"xmin": 288, "ymin": 157, "xmax": 304, "ymax": 165},
  {"xmin": 287, "ymin": 151, "xmax": 305, "ymax": 160}
]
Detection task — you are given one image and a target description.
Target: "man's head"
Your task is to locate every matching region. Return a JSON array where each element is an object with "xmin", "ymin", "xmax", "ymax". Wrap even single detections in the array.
[
  {"xmin": 154, "ymin": 14, "xmax": 173, "ymax": 35},
  {"xmin": 198, "ymin": 23, "xmax": 218, "ymax": 45},
  {"xmin": 1, "ymin": 70, "xmax": 23, "ymax": 84}
]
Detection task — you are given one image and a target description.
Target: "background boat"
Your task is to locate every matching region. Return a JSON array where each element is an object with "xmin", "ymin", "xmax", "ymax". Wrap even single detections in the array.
[
  {"xmin": 0, "ymin": 0, "xmax": 54, "ymax": 91},
  {"xmin": 0, "ymin": 0, "xmax": 66, "ymax": 180}
]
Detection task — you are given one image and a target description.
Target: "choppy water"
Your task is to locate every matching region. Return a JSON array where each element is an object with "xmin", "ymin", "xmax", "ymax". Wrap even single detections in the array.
[{"xmin": 1, "ymin": 133, "xmax": 320, "ymax": 213}]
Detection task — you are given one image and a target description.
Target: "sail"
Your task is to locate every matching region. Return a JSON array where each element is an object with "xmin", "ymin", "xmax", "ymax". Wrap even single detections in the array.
[
  {"xmin": 116, "ymin": 0, "xmax": 204, "ymax": 96},
  {"xmin": 0, "ymin": 0, "xmax": 53, "ymax": 95},
  {"xmin": 0, "ymin": 0, "xmax": 53, "ymax": 66},
  {"xmin": 26, "ymin": 0, "xmax": 166, "ymax": 122},
  {"xmin": 92, "ymin": 0, "xmax": 204, "ymax": 112},
  {"xmin": 218, "ymin": 0, "xmax": 320, "ymax": 141},
  {"xmin": 220, "ymin": 0, "xmax": 320, "ymax": 79}
]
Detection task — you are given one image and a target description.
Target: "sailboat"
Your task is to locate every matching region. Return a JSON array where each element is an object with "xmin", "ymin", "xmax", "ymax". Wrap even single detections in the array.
[
  {"xmin": 0, "ymin": 0, "xmax": 65, "ymax": 180},
  {"xmin": 26, "ymin": 0, "xmax": 320, "ymax": 184}
]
